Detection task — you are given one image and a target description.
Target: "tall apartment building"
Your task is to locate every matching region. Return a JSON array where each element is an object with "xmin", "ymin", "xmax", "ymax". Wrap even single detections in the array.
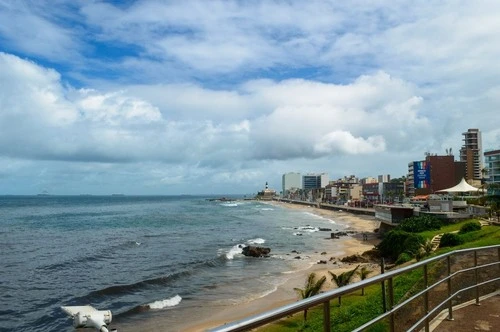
[
  {"xmin": 282, "ymin": 172, "xmax": 302, "ymax": 196},
  {"xmin": 460, "ymin": 129, "xmax": 483, "ymax": 180},
  {"xmin": 484, "ymin": 149, "xmax": 500, "ymax": 184},
  {"xmin": 408, "ymin": 155, "xmax": 466, "ymax": 196},
  {"xmin": 378, "ymin": 174, "xmax": 391, "ymax": 183}
]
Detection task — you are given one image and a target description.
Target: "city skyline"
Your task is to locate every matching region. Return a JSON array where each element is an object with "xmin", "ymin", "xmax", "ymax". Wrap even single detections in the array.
[{"xmin": 1, "ymin": 1, "xmax": 499, "ymax": 195}]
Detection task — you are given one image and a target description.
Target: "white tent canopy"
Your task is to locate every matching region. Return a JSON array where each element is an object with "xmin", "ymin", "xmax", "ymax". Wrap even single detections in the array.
[{"xmin": 436, "ymin": 178, "xmax": 479, "ymax": 193}]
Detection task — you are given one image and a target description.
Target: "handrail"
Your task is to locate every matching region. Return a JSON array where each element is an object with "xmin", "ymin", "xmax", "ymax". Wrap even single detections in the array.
[{"xmin": 208, "ymin": 244, "xmax": 500, "ymax": 332}]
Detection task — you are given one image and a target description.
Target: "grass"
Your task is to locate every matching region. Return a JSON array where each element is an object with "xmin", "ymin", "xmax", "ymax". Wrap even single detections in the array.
[
  {"xmin": 255, "ymin": 219, "xmax": 499, "ymax": 332},
  {"xmin": 419, "ymin": 219, "xmax": 476, "ymax": 239}
]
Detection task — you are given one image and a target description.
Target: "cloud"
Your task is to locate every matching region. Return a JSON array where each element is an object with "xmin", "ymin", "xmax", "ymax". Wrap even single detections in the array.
[
  {"xmin": 314, "ymin": 131, "xmax": 386, "ymax": 154},
  {"xmin": 0, "ymin": 53, "xmax": 431, "ymax": 169},
  {"xmin": 2, "ymin": 1, "xmax": 500, "ymax": 194}
]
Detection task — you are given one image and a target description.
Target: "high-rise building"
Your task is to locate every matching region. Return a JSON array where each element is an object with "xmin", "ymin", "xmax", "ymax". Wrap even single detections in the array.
[
  {"xmin": 378, "ymin": 174, "xmax": 391, "ymax": 183},
  {"xmin": 484, "ymin": 149, "xmax": 500, "ymax": 184},
  {"xmin": 282, "ymin": 172, "xmax": 302, "ymax": 196},
  {"xmin": 460, "ymin": 129, "xmax": 483, "ymax": 180}
]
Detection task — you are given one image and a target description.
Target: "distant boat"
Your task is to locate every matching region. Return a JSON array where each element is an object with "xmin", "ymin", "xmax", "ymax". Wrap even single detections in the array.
[{"xmin": 37, "ymin": 191, "xmax": 50, "ymax": 196}]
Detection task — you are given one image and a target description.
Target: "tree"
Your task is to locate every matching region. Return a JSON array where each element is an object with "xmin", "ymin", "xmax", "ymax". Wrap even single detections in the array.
[
  {"xmin": 293, "ymin": 272, "xmax": 326, "ymax": 321},
  {"xmin": 356, "ymin": 266, "xmax": 373, "ymax": 296},
  {"xmin": 329, "ymin": 265, "xmax": 359, "ymax": 305}
]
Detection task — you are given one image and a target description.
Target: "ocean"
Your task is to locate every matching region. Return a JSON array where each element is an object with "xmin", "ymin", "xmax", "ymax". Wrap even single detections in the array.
[{"xmin": 0, "ymin": 195, "xmax": 349, "ymax": 331}]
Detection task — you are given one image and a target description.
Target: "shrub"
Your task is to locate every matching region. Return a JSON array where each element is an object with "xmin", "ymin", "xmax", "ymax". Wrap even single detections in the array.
[
  {"xmin": 398, "ymin": 215, "xmax": 442, "ymax": 233},
  {"xmin": 439, "ymin": 233, "xmax": 464, "ymax": 247},
  {"xmin": 377, "ymin": 230, "xmax": 425, "ymax": 261},
  {"xmin": 395, "ymin": 252, "xmax": 412, "ymax": 265},
  {"xmin": 459, "ymin": 221, "xmax": 481, "ymax": 234}
]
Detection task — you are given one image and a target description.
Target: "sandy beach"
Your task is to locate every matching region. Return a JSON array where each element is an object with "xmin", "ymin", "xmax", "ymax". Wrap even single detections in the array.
[{"xmin": 179, "ymin": 201, "xmax": 382, "ymax": 332}]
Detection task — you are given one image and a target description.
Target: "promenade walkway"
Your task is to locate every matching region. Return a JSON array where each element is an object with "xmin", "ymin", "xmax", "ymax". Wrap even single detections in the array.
[{"xmin": 431, "ymin": 292, "xmax": 500, "ymax": 331}]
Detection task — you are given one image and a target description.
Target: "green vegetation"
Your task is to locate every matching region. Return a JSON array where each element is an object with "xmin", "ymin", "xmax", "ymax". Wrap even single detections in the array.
[
  {"xmin": 293, "ymin": 272, "xmax": 326, "ymax": 321},
  {"xmin": 439, "ymin": 233, "xmax": 463, "ymax": 247},
  {"xmin": 397, "ymin": 215, "xmax": 442, "ymax": 233},
  {"xmin": 356, "ymin": 266, "xmax": 373, "ymax": 296},
  {"xmin": 459, "ymin": 221, "xmax": 481, "ymax": 234},
  {"xmin": 419, "ymin": 219, "xmax": 476, "ymax": 239},
  {"xmin": 376, "ymin": 230, "xmax": 425, "ymax": 261},
  {"xmin": 329, "ymin": 265, "xmax": 359, "ymax": 305}
]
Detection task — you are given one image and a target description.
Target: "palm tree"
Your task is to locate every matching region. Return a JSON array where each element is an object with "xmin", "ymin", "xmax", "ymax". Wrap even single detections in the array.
[
  {"xmin": 329, "ymin": 265, "xmax": 359, "ymax": 305},
  {"xmin": 294, "ymin": 272, "xmax": 326, "ymax": 321},
  {"xmin": 419, "ymin": 239, "xmax": 434, "ymax": 258},
  {"xmin": 356, "ymin": 266, "xmax": 373, "ymax": 296}
]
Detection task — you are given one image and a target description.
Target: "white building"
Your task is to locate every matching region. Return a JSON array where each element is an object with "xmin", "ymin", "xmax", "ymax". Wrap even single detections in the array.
[{"xmin": 282, "ymin": 172, "xmax": 302, "ymax": 196}]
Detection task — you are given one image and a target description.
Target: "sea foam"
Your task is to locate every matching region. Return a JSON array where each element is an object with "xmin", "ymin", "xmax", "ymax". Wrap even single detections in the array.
[
  {"xmin": 247, "ymin": 238, "xmax": 265, "ymax": 244},
  {"xmin": 148, "ymin": 295, "xmax": 182, "ymax": 309},
  {"xmin": 225, "ymin": 244, "xmax": 244, "ymax": 259}
]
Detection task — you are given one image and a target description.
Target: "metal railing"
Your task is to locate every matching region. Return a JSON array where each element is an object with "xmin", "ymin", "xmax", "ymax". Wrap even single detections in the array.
[{"xmin": 209, "ymin": 244, "xmax": 500, "ymax": 332}]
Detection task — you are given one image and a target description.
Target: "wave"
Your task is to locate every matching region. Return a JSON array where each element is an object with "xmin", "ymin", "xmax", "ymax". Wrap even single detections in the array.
[
  {"xmin": 295, "ymin": 226, "xmax": 319, "ymax": 233},
  {"xmin": 225, "ymin": 244, "xmax": 244, "ymax": 260},
  {"xmin": 147, "ymin": 294, "xmax": 182, "ymax": 309},
  {"xmin": 247, "ymin": 238, "xmax": 265, "ymax": 244},
  {"xmin": 220, "ymin": 202, "xmax": 239, "ymax": 207},
  {"xmin": 36, "ymin": 239, "xmax": 142, "ymax": 272}
]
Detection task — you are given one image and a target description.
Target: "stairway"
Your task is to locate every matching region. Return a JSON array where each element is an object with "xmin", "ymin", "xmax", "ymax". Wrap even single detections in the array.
[{"xmin": 431, "ymin": 234, "xmax": 443, "ymax": 251}]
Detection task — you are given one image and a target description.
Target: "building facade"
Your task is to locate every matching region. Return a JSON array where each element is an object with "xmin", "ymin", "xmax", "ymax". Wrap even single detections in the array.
[
  {"xmin": 302, "ymin": 173, "xmax": 328, "ymax": 190},
  {"xmin": 408, "ymin": 155, "xmax": 466, "ymax": 196},
  {"xmin": 378, "ymin": 174, "xmax": 391, "ymax": 183},
  {"xmin": 460, "ymin": 128, "xmax": 483, "ymax": 181},
  {"xmin": 282, "ymin": 172, "xmax": 302, "ymax": 196},
  {"xmin": 485, "ymin": 149, "xmax": 500, "ymax": 184}
]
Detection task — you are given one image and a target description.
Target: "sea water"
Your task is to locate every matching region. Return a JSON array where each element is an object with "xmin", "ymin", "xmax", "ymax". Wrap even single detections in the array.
[{"xmin": 0, "ymin": 195, "xmax": 348, "ymax": 331}]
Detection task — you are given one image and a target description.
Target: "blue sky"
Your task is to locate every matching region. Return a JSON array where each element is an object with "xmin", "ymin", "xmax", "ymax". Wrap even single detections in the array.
[{"xmin": 1, "ymin": 0, "xmax": 499, "ymax": 195}]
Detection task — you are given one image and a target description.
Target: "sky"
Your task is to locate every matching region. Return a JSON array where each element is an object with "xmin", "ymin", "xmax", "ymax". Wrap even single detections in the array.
[{"xmin": 0, "ymin": 0, "xmax": 499, "ymax": 195}]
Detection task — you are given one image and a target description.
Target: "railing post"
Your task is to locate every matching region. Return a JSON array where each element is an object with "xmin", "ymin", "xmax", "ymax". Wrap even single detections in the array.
[
  {"xmin": 381, "ymin": 258, "xmax": 387, "ymax": 313},
  {"xmin": 498, "ymin": 247, "xmax": 500, "ymax": 274},
  {"xmin": 423, "ymin": 264, "xmax": 429, "ymax": 332},
  {"xmin": 323, "ymin": 300, "xmax": 331, "ymax": 332},
  {"xmin": 474, "ymin": 250, "xmax": 480, "ymax": 305},
  {"xmin": 388, "ymin": 277, "xmax": 395, "ymax": 332},
  {"xmin": 446, "ymin": 255, "xmax": 454, "ymax": 321}
]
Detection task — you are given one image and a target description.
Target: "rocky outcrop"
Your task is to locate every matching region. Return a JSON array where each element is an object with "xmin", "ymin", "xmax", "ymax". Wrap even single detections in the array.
[{"xmin": 242, "ymin": 246, "xmax": 271, "ymax": 257}]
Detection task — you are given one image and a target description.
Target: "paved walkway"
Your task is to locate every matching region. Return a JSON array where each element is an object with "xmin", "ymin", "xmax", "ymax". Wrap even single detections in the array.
[{"xmin": 431, "ymin": 292, "xmax": 500, "ymax": 331}]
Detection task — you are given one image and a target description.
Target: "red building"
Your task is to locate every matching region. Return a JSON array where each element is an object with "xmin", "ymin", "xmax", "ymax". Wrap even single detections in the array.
[{"xmin": 411, "ymin": 155, "xmax": 466, "ymax": 196}]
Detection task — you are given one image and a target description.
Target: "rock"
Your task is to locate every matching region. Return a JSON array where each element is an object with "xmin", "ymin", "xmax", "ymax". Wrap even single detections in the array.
[
  {"xmin": 340, "ymin": 254, "xmax": 368, "ymax": 263},
  {"xmin": 319, "ymin": 227, "xmax": 332, "ymax": 231},
  {"xmin": 321, "ymin": 251, "xmax": 327, "ymax": 255},
  {"xmin": 331, "ymin": 231, "xmax": 348, "ymax": 239},
  {"xmin": 242, "ymin": 246, "xmax": 271, "ymax": 257},
  {"xmin": 317, "ymin": 260, "xmax": 327, "ymax": 264},
  {"xmin": 294, "ymin": 256, "xmax": 301, "ymax": 259}
]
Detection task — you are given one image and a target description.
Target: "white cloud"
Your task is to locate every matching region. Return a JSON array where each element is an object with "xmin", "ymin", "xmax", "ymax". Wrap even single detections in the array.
[
  {"xmin": 1, "ymin": 1, "xmax": 500, "ymax": 194},
  {"xmin": 314, "ymin": 131, "xmax": 386, "ymax": 154}
]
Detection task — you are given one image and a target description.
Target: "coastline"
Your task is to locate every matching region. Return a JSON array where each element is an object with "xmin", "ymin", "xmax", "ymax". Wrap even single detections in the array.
[{"xmin": 180, "ymin": 201, "xmax": 382, "ymax": 332}]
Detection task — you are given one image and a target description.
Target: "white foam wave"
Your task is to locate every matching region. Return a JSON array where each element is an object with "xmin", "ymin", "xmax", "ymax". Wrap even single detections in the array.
[
  {"xmin": 297, "ymin": 226, "xmax": 318, "ymax": 233},
  {"xmin": 226, "ymin": 244, "xmax": 244, "ymax": 259},
  {"xmin": 260, "ymin": 208, "xmax": 274, "ymax": 211},
  {"xmin": 221, "ymin": 202, "xmax": 239, "ymax": 207},
  {"xmin": 247, "ymin": 238, "xmax": 265, "ymax": 244},
  {"xmin": 148, "ymin": 295, "xmax": 182, "ymax": 309}
]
